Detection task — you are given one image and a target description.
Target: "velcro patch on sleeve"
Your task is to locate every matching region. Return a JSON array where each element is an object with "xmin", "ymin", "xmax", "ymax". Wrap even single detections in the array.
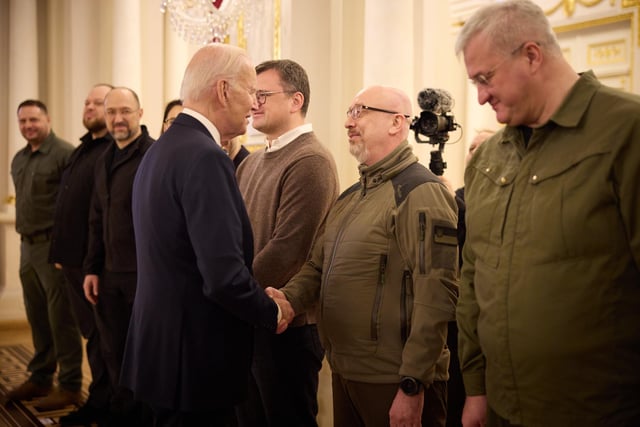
[{"xmin": 433, "ymin": 225, "xmax": 457, "ymax": 246}]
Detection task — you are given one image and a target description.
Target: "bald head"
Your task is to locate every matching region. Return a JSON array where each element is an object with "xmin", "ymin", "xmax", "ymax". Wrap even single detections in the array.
[{"xmin": 345, "ymin": 85, "xmax": 412, "ymax": 166}]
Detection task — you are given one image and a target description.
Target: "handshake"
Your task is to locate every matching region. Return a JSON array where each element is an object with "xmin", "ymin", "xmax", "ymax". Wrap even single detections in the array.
[{"xmin": 266, "ymin": 287, "xmax": 295, "ymax": 334}]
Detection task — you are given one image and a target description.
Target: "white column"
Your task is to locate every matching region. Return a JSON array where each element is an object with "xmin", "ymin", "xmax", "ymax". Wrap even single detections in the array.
[
  {"xmin": 66, "ymin": 0, "xmax": 100, "ymax": 142},
  {"xmin": 8, "ymin": 0, "xmax": 39, "ymax": 167},
  {"xmin": 164, "ymin": 14, "xmax": 193, "ymax": 101},
  {"xmin": 362, "ymin": 0, "xmax": 414, "ymax": 93},
  {"xmin": 112, "ymin": 0, "xmax": 142, "ymax": 91},
  {"xmin": 2, "ymin": 0, "xmax": 38, "ymax": 321}
]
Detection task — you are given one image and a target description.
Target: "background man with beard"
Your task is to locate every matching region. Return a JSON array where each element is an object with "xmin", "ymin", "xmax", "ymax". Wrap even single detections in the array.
[
  {"xmin": 83, "ymin": 87, "xmax": 154, "ymax": 426},
  {"xmin": 49, "ymin": 83, "xmax": 114, "ymax": 425}
]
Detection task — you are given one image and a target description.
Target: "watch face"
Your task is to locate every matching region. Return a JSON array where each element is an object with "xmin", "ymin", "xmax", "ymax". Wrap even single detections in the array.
[{"xmin": 401, "ymin": 377, "xmax": 419, "ymax": 395}]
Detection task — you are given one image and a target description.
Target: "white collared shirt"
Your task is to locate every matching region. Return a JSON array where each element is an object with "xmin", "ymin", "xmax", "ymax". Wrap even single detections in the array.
[
  {"xmin": 265, "ymin": 123, "xmax": 313, "ymax": 152},
  {"xmin": 181, "ymin": 108, "xmax": 222, "ymax": 147}
]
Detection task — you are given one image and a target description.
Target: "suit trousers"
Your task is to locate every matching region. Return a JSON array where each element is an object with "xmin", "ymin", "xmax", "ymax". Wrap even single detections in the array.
[
  {"xmin": 332, "ymin": 373, "xmax": 447, "ymax": 427},
  {"xmin": 235, "ymin": 324, "xmax": 324, "ymax": 427},
  {"xmin": 62, "ymin": 266, "xmax": 111, "ymax": 409},
  {"xmin": 19, "ymin": 240, "xmax": 82, "ymax": 391}
]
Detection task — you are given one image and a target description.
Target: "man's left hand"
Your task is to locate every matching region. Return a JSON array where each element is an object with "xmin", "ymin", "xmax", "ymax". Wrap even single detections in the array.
[{"xmin": 389, "ymin": 387, "xmax": 424, "ymax": 427}]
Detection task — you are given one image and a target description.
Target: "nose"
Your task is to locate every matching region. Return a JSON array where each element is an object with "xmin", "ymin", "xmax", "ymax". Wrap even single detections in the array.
[
  {"xmin": 251, "ymin": 94, "xmax": 260, "ymax": 109},
  {"xmin": 477, "ymin": 85, "xmax": 490, "ymax": 105},
  {"xmin": 344, "ymin": 115, "xmax": 355, "ymax": 129}
]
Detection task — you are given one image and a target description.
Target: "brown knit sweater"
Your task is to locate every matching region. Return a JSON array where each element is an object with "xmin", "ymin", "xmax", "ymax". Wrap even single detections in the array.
[{"xmin": 236, "ymin": 131, "xmax": 339, "ymax": 324}]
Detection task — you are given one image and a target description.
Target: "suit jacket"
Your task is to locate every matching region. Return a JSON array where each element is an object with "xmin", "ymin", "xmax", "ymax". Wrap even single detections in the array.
[
  {"xmin": 49, "ymin": 131, "xmax": 113, "ymax": 267},
  {"xmin": 84, "ymin": 126, "xmax": 154, "ymax": 274},
  {"xmin": 120, "ymin": 113, "xmax": 278, "ymax": 412}
]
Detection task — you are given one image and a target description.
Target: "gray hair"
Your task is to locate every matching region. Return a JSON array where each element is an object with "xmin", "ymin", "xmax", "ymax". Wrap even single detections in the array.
[
  {"xmin": 180, "ymin": 44, "xmax": 250, "ymax": 103},
  {"xmin": 455, "ymin": 0, "xmax": 561, "ymax": 58}
]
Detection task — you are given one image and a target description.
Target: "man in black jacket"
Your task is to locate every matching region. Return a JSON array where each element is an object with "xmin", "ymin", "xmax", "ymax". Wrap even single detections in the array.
[
  {"xmin": 82, "ymin": 86, "xmax": 154, "ymax": 426},
  {"xmin": 49, "ymin": 84, "xmax": 114, "ymax": 424}
]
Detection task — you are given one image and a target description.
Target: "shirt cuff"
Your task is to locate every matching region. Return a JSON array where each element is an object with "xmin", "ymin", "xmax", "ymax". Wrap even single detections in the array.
[{"xmin": 276, "ymin": 301, "xmax": 282, "ymax": 324}]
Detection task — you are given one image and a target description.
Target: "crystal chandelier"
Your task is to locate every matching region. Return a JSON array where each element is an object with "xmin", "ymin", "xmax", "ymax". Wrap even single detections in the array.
[{"xmin": 160, "ymin": 0, "xmax": 249, "ymax": 45}]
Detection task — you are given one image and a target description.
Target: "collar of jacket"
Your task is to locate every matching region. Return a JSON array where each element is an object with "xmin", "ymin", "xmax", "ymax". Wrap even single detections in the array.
[
  {"xmin": 357, "ymin": 140, "xmax": 418, "ymax": 195},
  {"xmin": 499, "ymin": 70, "xmax": 600, "ymax": 148},
  {"xmin": 121, "ymin": 124, "xmax": 152, "ymax": 151},
  {"xmin": 20, "ymin": 131, "xmax": 58, "ymax": 156},
  {"xmin": 80, "ymin": 130, "xmax": 115, "ymax": 146}
]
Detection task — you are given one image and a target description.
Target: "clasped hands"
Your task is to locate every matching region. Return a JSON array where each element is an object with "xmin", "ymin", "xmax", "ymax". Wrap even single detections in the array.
[{"xmin": 266, "ymin": 287, "xmax": 294, "ymax": 334}]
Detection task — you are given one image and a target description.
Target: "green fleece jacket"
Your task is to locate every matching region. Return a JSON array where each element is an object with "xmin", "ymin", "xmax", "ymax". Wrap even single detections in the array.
[{"xmin": 282, "ymin": 141, "xmax": 459, "ymax": 385}]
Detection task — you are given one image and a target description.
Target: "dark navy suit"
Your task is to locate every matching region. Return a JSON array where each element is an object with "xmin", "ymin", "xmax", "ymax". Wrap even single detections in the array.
[{"xmin": 120, "ymin": 113, "xmax": 278, "ymax": 420}]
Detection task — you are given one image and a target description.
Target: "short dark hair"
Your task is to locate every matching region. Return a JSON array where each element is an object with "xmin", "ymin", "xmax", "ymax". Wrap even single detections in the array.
[
  {"xmin": 161, "ymin": 99, "xmax": 183, "ymax": 135},
  {"xmin": 17, "ymin": 99, "xmax": 48, "ymax": 115},
  {"xmin": 163, "ymin": 99, "xmax": 183, "ymax": 123},
  {"xmin": 256, "ymin": 59, "xmax": 310, "ymax": 116}
]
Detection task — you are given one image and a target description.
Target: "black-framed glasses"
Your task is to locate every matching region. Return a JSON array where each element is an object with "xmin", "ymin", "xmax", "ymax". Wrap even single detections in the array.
[
  {"xmin": 346, "ymin": 104, "xmax": 411, "ymax": 120},
  {"xmin": 255, "ymin": 90, "xmax": 296, "ymax": 106},
  {"xmin": 163, "ymin": 117, "xmax": 176, "ymax": 126},
  {"xmin": 469, "ymin": 41, "xmax": 532, "ymax": 87}
]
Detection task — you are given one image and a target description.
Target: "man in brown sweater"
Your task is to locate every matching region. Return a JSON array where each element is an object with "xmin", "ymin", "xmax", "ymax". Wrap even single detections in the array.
[{"xmin": 236, "ymin": 59, "xmax": 339, "ymax": 426}]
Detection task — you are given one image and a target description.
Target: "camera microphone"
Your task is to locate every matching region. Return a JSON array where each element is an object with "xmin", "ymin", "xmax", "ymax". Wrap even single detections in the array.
[{"xmin": 417, "ymin": 88, "xmax": 453, "ymax": 114}]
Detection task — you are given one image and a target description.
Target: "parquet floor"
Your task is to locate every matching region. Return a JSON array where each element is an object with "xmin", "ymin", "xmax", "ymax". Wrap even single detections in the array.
[{"xmin": 0, "ymin": 321, "xmax": 334, "ymax": 426}]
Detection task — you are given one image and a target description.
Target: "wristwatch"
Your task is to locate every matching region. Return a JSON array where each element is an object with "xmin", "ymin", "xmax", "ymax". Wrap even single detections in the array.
[{"xmin": 400, "ymin": 376, "xmax": 423, "ymax": 396}]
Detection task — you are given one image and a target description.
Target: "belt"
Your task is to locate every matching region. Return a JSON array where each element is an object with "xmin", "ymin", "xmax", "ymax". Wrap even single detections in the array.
[{"xmin": 21, "ymin": 229, "xmax": 52, "ymax": 244}]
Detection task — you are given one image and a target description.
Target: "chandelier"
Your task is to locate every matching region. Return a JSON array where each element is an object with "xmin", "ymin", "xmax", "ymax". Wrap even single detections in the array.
[{"xmin": 160, "ymin": 0, "xmax": 249, "ymax": 45}]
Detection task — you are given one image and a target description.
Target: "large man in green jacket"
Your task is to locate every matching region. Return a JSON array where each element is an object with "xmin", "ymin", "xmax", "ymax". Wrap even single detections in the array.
[{"xmin": 455, "ymin": 2, "xmax": 640, "ymax": 426}]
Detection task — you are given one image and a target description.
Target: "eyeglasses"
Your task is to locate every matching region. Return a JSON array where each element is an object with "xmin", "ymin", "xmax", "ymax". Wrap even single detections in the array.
[
  {"xmin": 255, "ymin": 90, "xmax": 296, "ymax": 106},
  {"xmin": 105, "ymin": 108, "xmax": 139, "ymax": 117},
  {"xmin": 469, "ymin": 42, "xmax": 530, "ymax": 87},
  {"xmin": 163, "ymin": 117, "xmax": 176, "ymax": 126},
  {"xmin": 346, "ymin": 104, "xmax": 411, "ymax": 120}
]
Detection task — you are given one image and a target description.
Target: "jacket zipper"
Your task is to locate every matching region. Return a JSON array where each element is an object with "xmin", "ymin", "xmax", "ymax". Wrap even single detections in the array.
[
  {"xmin": 371, "ymin": 254, "xmax": 387, "ymax": 340},
  {"xmin": 419, "ymin": 212, "xmax": 426, "ymax": 274},
  {"xmin": 401, "ymin": 270, "xmax": 411, "ymax": 343}
]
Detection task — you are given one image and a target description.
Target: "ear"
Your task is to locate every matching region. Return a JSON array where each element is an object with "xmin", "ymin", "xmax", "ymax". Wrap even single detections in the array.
[
  {"xmin": 525, "ymin": 41, "xmax": 542, "ymax": 68},
  {"xmin": 388, "ymin": 114, "xmax": 405, "ymax": 136},
  {"xmin": 215, "ymin": 79, "xmax": 229, "ymax": 105},
  {"xmin": 290, "ymin": 92, "xmax": 304, "ymax": 113}
]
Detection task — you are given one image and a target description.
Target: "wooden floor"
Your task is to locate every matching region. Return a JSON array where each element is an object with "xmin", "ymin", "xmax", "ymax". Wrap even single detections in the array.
[
  {"xmin": 0, "ymin": 320, "xmax": 335, "ymax": 426},
  {"xmin": 0, "ymin": 321, "xmax": 33, "ymax": 347}
]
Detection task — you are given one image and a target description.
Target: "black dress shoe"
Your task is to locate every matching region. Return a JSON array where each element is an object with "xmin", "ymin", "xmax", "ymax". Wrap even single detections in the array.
[{"xmin": 60, "ymin": 404, "xmax": 107, "ymax": 426}]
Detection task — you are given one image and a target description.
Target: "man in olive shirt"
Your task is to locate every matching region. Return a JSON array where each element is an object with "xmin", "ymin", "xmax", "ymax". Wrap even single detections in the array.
[
  {"xmin": 7, "ymin": 100, "xmax": 82, "ymax": 410},
  {"xmin": 455, "ymin": 2, "xmax": 640, "ymax": 426}
]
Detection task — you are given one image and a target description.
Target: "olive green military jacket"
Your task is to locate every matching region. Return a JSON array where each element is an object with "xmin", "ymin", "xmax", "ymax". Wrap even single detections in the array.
[
  {"xmin": 458, "ymin": 71, "xmax": 640, "ymax": 426},
  {"xmin": 283, "ymin": 142, "xmax": 459, "ymax": 386}
]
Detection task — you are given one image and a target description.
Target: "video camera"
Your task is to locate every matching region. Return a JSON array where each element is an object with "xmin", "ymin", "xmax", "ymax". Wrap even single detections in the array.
[{"xmin": 410, "ymin": 88, "xmax": 459, "ymax": 176}]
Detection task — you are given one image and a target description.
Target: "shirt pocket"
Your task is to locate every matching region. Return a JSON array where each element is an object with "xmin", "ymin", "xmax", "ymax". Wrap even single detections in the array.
[
  {"xmin": 527, "ymin": 147, "xmax": 618, "ymax": 260},
  {"xmin": 466, "ymin": 161, "xmax": 517, "ymax": 268},
  {"xmin": 31, "ymin": 167, "xmax": 62, "ymax": 198}
]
